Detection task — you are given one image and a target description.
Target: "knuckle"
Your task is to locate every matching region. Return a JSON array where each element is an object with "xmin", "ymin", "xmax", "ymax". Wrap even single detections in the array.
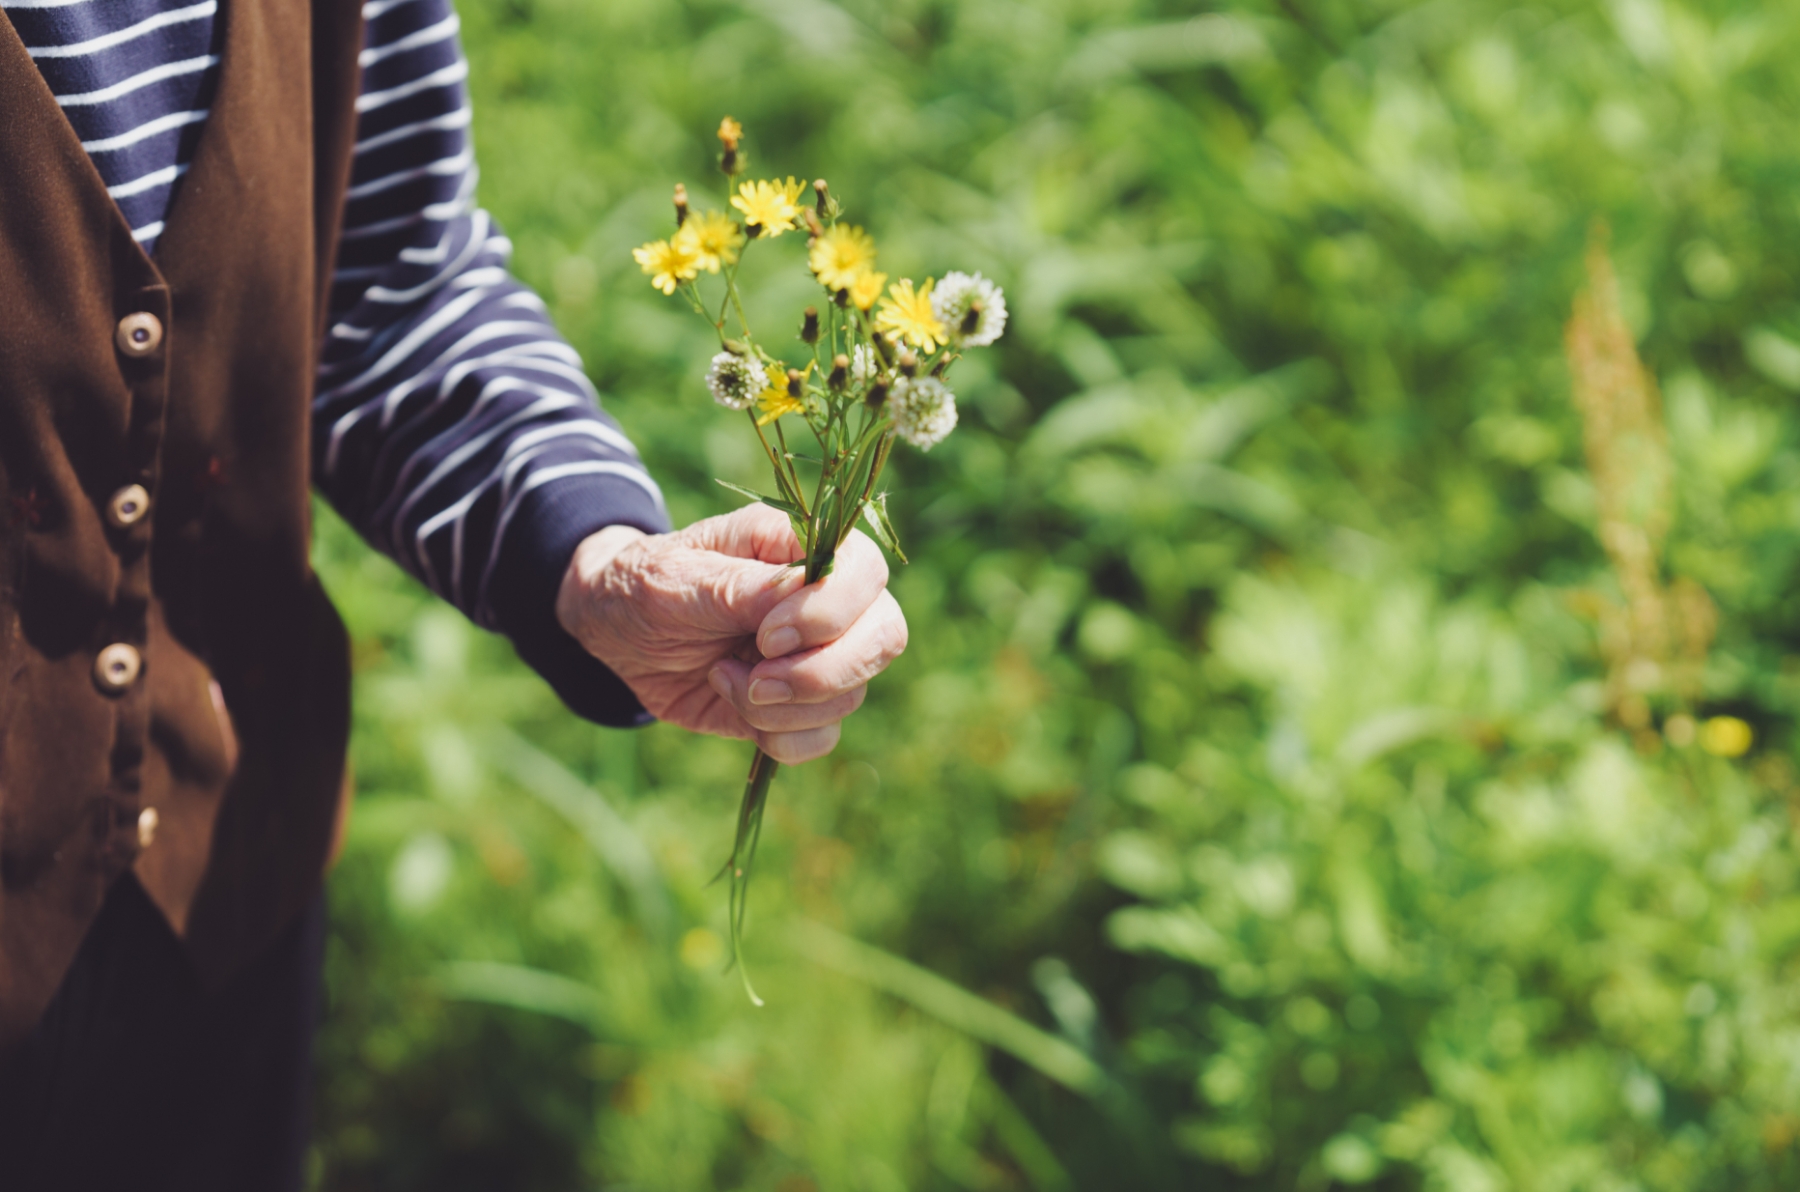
[{"xmin": 879, "ymin": 610, "xmax": 909, "ymax": 661}]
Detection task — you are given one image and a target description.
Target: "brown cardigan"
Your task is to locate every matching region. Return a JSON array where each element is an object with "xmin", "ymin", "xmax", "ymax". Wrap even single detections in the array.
[{"xmin": 0, "ymin": 0, "xmax": 366, "ymax": 1044}]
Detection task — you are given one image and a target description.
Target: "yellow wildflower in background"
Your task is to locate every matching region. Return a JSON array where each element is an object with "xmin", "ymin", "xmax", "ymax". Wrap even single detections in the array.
[
  {"xmin": 717, "ymin": 116, "xmax": 743, "ymax": 149},
  {"xmin": 848, "ymin": 270, "xmax": 887, "ymax": 311},
  {"xmin": 632, "ymin": 237, "xmax": 700, "ymax": 294},
  {"xmin": 876, "ymin": 278, "xmax": 948, "ymax": 351},
  {"xmin": 1699, "ymin": 715, "xmax": 1753, "ymax": 758},
  {"xmin": 732, "ymin": 178, "xmax": 805, "ymax": 237},
  {"xmin": 809, "ymin": 224, "xmax": 878, "ymax": 291},
  {"xmin": 677, "ymin": 210, "xmax": 745, "ymax": 272}
]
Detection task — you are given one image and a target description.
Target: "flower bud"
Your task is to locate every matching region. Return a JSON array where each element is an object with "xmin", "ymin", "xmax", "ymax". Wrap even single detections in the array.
[
  {"xmin": 745, "ymin": 220, "xmax": 762, "ymax": 241},
  {"xmin": 865, "ymin": 380, "xmax": 890, "ymax": 410},
  {"xmin": 673, "ymin": 183, "xmax": 690, "ymax": 228},
  {"xmin": 787, "ymin": 368, "xmax": 805, "ymax": 398},
  {"xmin": 932, "ymin": 354, "xmax": 953, "ymax": 378},
  {"xmin": 722, "ymin": 339, "xmax": 748, "ymax": 356},
  {"xmin": 800, "ymin": 307, "xmax": 820, "ymax": 344},
  {"xmin": 720, "ymin": 147, "xmax": 740, "ymax": 177},
  {"xmin": 898, "ymin": 350, "xmax": 918, "ymax": 377},
  {"xmin": 829, "ymin": 354, "xmax": 849, "ymax": 390},
  {"xmin": 960, "ymin": 300, "xmax": 983, "ymax": 337},
  {"xmin": 813, "ymin": 179, "xmax": 831, "ymax": 216},
  {"xmin": 832, "ymin": 286, "xmax": 850, "ymax": 308},
  {"xmin": 803, "ymin": 209, "xmax": 825, "ymax": 239}
]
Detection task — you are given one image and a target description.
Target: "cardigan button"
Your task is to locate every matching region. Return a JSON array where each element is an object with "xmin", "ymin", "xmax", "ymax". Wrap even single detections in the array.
[
  {"xmin": 106, "ymin": 484, "xmax": 150, "ymax": 528},
  {"xmin": 94, "ymin": 643, "xmax": 142, "ymax": 693},
  {"xmin": 115, "ymin": 312, "xmax": 163, "ymax": 358},
  {"xmin": 137, "ymin": 807, "xmax": 159, "ymax": 849}
]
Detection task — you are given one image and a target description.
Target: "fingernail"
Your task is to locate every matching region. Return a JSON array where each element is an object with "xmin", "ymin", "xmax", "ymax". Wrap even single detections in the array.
[
  {"xmin": 749, "ymin": 679, "xmax": 793, "ymax": 706},
  {"xmin": 708, "ymin": 667, "xmax": 731, "ymax": 699},
  {"xmin": 762, "ymin": 627, "xmax": 801, "ymax": 658}
]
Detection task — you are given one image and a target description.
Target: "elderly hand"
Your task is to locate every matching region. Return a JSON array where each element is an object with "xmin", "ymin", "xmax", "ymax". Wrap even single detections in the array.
[{"xmin": 556, "ymin": 504, "xmax": 908, "ymax": 764}]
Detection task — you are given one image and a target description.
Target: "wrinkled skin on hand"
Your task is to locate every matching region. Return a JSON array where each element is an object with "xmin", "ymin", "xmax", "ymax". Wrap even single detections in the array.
[{"xmin": 556, "ymin": 504, "xmax": 908, "ymax": 764}]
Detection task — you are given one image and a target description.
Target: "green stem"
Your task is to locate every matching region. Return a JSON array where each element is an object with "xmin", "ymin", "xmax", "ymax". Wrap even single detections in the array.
[{"xmin": 717, "ymin": 746, "xmax": 779, "ymax": 1007}]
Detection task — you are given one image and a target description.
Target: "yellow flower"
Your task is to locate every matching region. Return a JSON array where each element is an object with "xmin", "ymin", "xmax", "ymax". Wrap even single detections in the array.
[
  {"xmin": 756, "ymin": 389, "xmax": 805, "ymax": 426},
  {"xmin": 809, "ymin": 224, "xmax": 878, "ymax": 291},
  {"xmin": 676, "ymin": 210, "xmax": 744, "ymax": 272},
  {"xmin": 731, "ymin": 177, "xmax": 805, "ymax": 237},
  {"xmin": 632, "ymin": 237, "xmax": 700, "ymax": 295},
  {"xmin": 755, "ymin": 361, "xmax": 812, "ymax": 425},
  {"xmin": 875, "ymin": 277, "xmax": 948, "ymax": 351},
  {"xmin": 718, "ymin": 116, "xmax": 743, "ymax": 149},
  {"xmin": 1699, "ymin": 715, "xmax": 1753, "ymax": 758},
  {"xmin": 848, "ymin": 269, "xmax": 887, "ymax": 311}
]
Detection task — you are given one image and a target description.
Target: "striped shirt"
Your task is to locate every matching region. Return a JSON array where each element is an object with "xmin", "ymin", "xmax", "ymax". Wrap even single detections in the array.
[{"xmin": 3, "ymin": 0, "xmax": 668, "ymax": 724}]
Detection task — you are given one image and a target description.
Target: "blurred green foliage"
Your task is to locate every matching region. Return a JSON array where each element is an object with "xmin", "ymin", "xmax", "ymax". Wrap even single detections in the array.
[{"xmin": 309, "ymin": 0, "xmax": 1800, "ymax": 1188}]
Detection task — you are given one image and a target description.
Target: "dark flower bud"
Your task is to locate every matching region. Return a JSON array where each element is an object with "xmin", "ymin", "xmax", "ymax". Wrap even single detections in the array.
[
  {"xmin": 898, "ymin": 350, "xmax": 918, "ymax": 377},
  {"xmin": 833, "ymin": 286, "xmax": 850, "ymax": 308},
  {"xmin": 673, "ymin": 183, "xmax": 690, "ymax": 228},
  {"xmin": 829, "ymin": 354, "xmax": 850, "ymax": 390},
  {"xmin": 813, "ymin": 178, "xmax": 831, "ymax": 216},
  {"xmin": 745, "ymin": 220, "xmax": 763, "ymax": 240},
  {"xmin": 932, "ymin": 354, "xmax": 953, "ymax": 378},
  {"xmin": 865, "ymin": 380, "xmax": 890, "ymax": 410},
  {"xmin": 960, "ymin": 300, "xmax": 983, "ymax": 337},
  {"xmin": 800, "ymin": 307, "xmax": 820, "ymax": 344},
  {"xmin": 787, "ymin": 368, "xmax": 805, "ymax": 398},
  {"xmin": 721, "ymin": 146, "xmax": 740, "ymax": 176}
]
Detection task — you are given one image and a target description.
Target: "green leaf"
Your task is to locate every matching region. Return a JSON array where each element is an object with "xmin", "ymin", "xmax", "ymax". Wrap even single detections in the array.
[
  {"xmin": 861, "ymin": 492, "xmax": 908, "ymax": 563},
  {"xmin": 715, "ymin": 477, "xmax": 806, "ymax": 518}
]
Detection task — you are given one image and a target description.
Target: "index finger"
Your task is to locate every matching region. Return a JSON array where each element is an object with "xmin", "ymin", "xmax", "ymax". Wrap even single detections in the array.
[{"xmin": 755, "ymin": 528, "xmax": 889, "ymax": 659}]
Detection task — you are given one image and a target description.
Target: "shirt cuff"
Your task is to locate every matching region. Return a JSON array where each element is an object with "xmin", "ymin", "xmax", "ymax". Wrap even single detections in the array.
[{"xmin": 484, "ymin": 472, "xmax": 672, "ymax": 727}]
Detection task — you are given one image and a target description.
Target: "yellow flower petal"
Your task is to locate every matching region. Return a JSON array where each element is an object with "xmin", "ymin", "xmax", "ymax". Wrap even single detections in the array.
[
  {"xmin": 632, "ymin": 237, "xmax": 700, "ymax": 295},
  {"xmin": 875, "ymin": 277, "xmax": 948, "ymax": 351},
  {"xmin": 809, "ymin": 224, "xmax": 878, "ymax": 292},
  {"xmin": 754, "ymin": 361, "xmax": 813, "ymax": 424},
  {"xmin": 676, "ymin": 210, "xmax": 744, "ymax": 273},
  {"xmin": 730, "ymin": 178, "xmax": 804, "ymax": 237},
  {"xmin": 849, "ymin": 270, "xmax": 887, "ymax": 311}
]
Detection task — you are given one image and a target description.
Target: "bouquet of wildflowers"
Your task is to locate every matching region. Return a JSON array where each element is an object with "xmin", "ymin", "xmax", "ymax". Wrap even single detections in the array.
[{"xmin": 633, "ymin": 118, "xmax": 1007, "ymax": 1000}]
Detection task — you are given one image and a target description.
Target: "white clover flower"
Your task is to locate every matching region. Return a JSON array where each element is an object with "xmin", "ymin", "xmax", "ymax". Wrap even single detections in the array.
[
  {"xmin": 930, "ymin": 271, "xmax": 1007, "ymax": 348},
  {"xmin": 706, "ymin": 350, "xmax": 767, "ymax": 410},
  {"xmin": 851, "ymin": 343, "xmax": 880, "ymax": 388},
  {"xmin": 888, "ymin": 375, "xmax": 957, "ymax": 450}
]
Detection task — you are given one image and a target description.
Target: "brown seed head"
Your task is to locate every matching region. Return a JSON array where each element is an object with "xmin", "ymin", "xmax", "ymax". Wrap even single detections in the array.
[{"xmin": 960, "ymin": 300, "xmax": 982, "ymax": 337}]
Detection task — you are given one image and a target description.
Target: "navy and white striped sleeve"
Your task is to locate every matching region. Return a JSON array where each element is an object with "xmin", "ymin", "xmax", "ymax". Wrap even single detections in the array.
[{"xmin": 312, "ymin": 0, "xmax": 669, "ymax": 726}]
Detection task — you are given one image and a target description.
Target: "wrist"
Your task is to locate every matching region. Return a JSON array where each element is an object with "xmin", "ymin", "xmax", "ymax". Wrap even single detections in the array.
[{"xmin": 557, "ymin": 524, "xmax": 649, "ymax": 641}]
